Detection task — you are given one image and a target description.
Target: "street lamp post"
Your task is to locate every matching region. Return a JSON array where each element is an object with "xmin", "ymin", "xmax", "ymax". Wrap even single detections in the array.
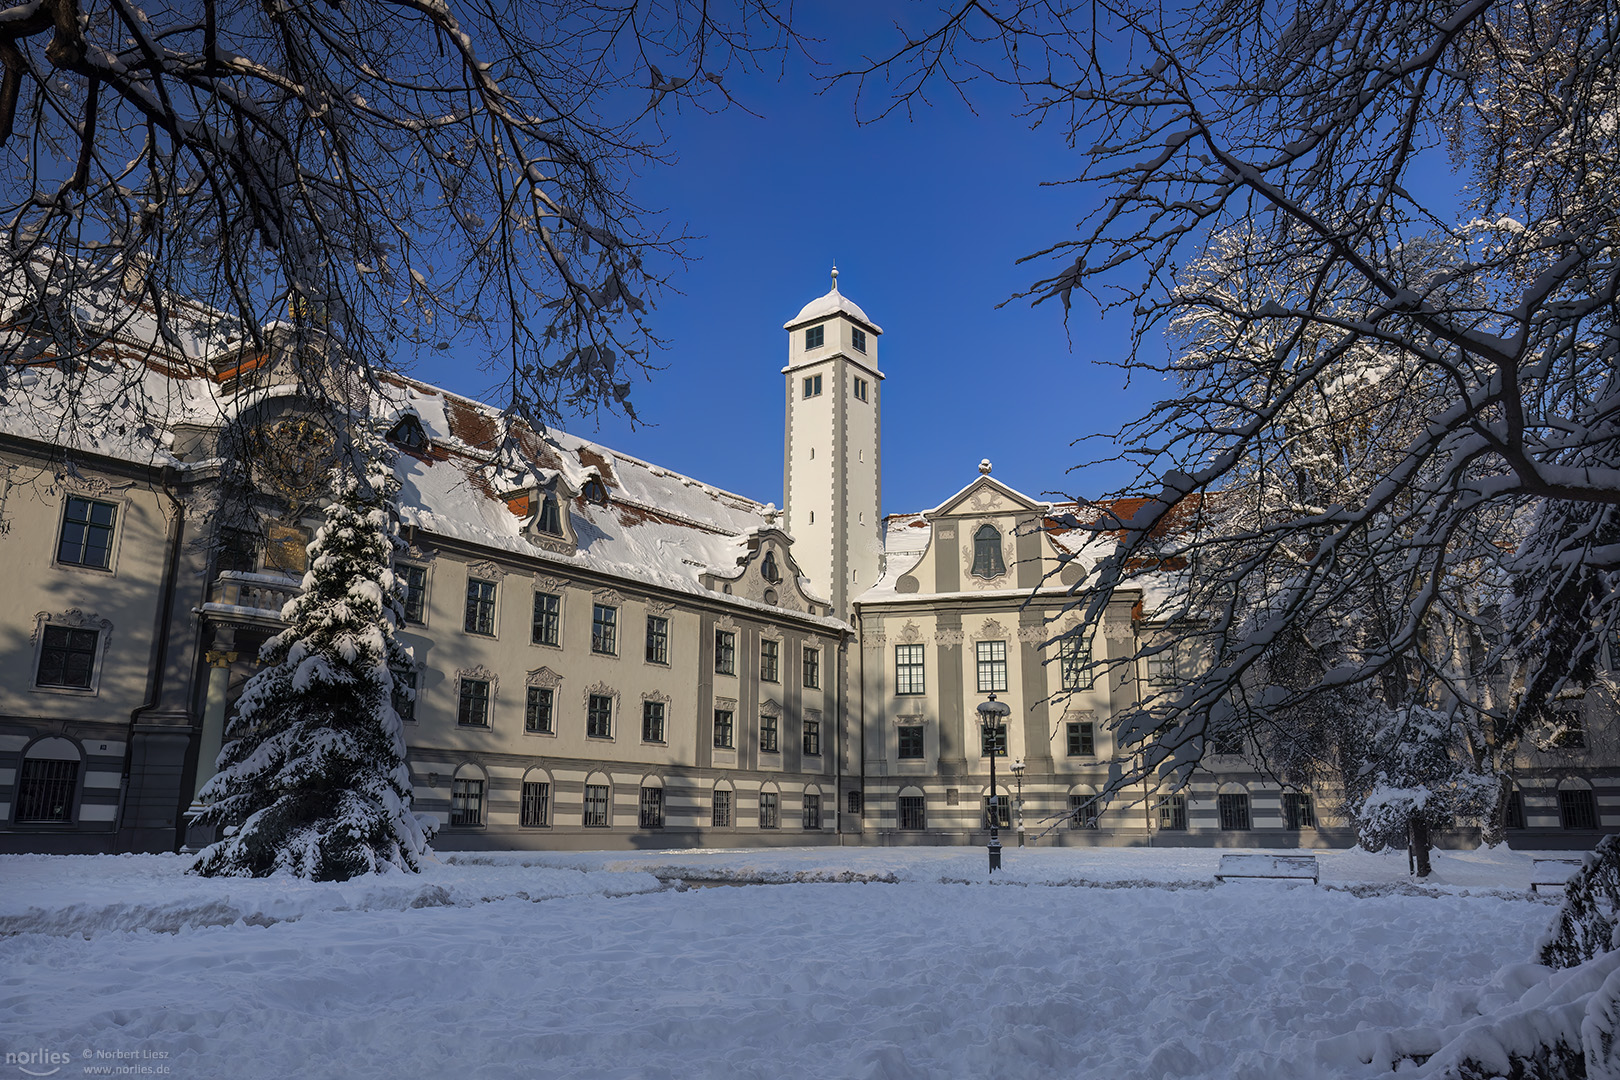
[
  {"xmin": 978, "ymin": 693, "xmax": 1011, "ymax": 874},
  {"xmin": 1011, "ymin": 759, "xmax": 1026, "ymax": 847}
]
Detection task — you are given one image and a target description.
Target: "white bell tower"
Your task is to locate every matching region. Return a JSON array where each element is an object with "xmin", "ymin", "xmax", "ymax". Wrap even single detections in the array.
[{"xmin": 782, "ymin": 268, "xmax": 883, "ymax": 619}]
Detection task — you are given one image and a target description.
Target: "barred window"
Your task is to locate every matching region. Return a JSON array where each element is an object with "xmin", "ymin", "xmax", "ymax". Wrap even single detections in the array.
[
  {"xmin": 464, "ymin": 579, "xmax": 497, "ymax": 635},
  {"xmin": 976, "ymin": 640, "xmax": 1008, "ymax": 693},
  {"xmin": 583, "ymin": 784, "xmax": 610, "ymax": 827},
  {"xmin": 1066, "ymin": 721, "xmax": 1095, "ymax": 757},
  {"xmin": 531, "ymin": 592, "xmax": 560, "ymax": 646},
  {"xmin": 848, "ymin": 791, "xmax": 864, "ymax": 817},
  {"xmin": 898, "ymin": 795, "xmax": 926, "ymax": 830},
  {"xmin": 895, "ymin": 644, "xmax": 925, "ymax": 695},
  {"xmin": 399, "ymin": 565, "xmax": 427, "ymax": 624},
  {"xmin": 645, "ymin": 615, "xmax": 669, "ymax": 664},
  {"xmin": 58, "ymin": 497, "xmax": 116, "ymax": 569},
  {"xmin": 712, "ymin": 789, "xmax": 733, "ymax": 828},
  {"xmin": 983, "ymin": 794, "xmax": 1011, "ymax": 829},
  {"xmin": 520, "ymin": 781, "xmax": 550, "ymax": 827},
  {"xmin": 802, "ymin": 719, "xmax": 821, "ymax": 756},
  {"xmin": 1069, "ymin": 794, "xmax": 1099, "ymax": 829},
  {"xmin": 1283, "ymin": 792, "xmax": 1316, "ymax": 830},
  {"xmin": 642, "ymin": 701, "xmax": 666, "ymax": 744},
  {"xmin": 713, "ymin": 708, "xmax": 735, "ymax": 749},
  {"xmin": 760, "ymin": 713, "xmax": 779, "ymax": 753},
  {"xmin": 451, "ymin": 778, "xmax": 484, "ymax": 826},
  {"xmin": 586, "ymin": 694, "xmax": 613, "ymax": 739},
  {"xmin": 524, "ymin": 686, "xmax": 554, "ymax": 734},
  {"xmin": 759, "ymin": 791, "xmax": 780, "ymax": 829},
  {"xmin": 639, "ymin": 787, "xmax": 665, "ymax": 829},
  {"xmin": 591, "ymin": 604, "xmax": 618, "ymax": 655},
  {"xmin": 1505, "ymin": 789, "xmax": 1526, "ymax": 830},
  {"xmin": 715, "ymin": 630, "xmax": 736, "ymax": 675},
  {"xmin": 1218, "ymin": 792, "xmax": 1252, "ymax": 831},
  {"xmin": 36, "ymin": 626, "xmax": 99, "ymax": 689},
  {"xmin": 897, "ymin": 725, "xmax": 924, "ymax": 759},
  {"xmin": 803, "ymin": 793, "xmax": 821, "ymax": 829},
  {"xmin": 1060, "ymin": 638, "xmax": 1092, "ymax": 690},
  {"xmin": 803, "ymin": 647, "xmax": 820, "ymax": 689},
  {"xmin": 761, "ymin": 639, "xmax": 780, "ymax": 683},
  {"xmin": 457, "ymin": 678, "xmax": 491, "ymax": 727},
  {"xmin": 1561, "ymin": 789, "xmax": 1598, "ymax": 830},
  {"xmin": 1156, "ymin": 794, "xmax": 1188, "ymax": 831},
  {"xmin": 14, "ymin": 758, "xmax": 78, "ymax": 823}
]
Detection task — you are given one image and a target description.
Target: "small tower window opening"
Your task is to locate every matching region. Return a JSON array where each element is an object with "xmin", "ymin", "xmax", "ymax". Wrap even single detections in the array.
[
  {"xmin": 805, "ymin": 325, "xmax": 825, "ymax": 349},
  {"xmin": 762, "ymin": 551, "xmax": 780, "ymax": 583},
  {"xmin": 537, "ymin": 492, "xmax": 563, "ymax": 535},
  {"xmin": 802, "ymin": 374, "xmax": 823, "ymax": 398},
  {"xmin": 852, "ymin": 327, "xmax": 867, "ymax": 353},
  {"xmin": 854, "ymin": 377, "xmax": 868, "ymax": 402},
  {"xmin": 971, "ymin": 524, "xmax": 1006, "ymax": 578}
]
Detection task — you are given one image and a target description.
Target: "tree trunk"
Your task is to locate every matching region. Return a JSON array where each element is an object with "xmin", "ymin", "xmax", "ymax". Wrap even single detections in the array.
[
  {"xmin": 1479, "ymin": 774, "xmax": 1512, "ymax": 848},
  {"xmin": 1409, "ymin": 813, "xmax": 1433, "ymax": 878}
]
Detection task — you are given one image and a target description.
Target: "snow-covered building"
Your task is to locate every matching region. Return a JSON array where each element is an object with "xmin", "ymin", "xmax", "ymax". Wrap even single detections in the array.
[{"xmin": 1, "ymin": 275, "xmax": 1615, "ymax": 853}]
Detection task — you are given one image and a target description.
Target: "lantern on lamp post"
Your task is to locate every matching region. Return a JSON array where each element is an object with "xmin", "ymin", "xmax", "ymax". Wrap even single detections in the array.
[
  {"xmin": 1010, "ymin": 758, "xmax": 1026, "ymax": 847},
  {"xmin": 978, "ymin": 693, "xmax": 1011, "ymax": 873}
]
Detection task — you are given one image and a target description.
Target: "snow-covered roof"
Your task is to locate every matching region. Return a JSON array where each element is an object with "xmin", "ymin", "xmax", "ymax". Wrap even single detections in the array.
[{"xmin": 783, "ymin": 274, "xmax": 882, "ymax": 334}]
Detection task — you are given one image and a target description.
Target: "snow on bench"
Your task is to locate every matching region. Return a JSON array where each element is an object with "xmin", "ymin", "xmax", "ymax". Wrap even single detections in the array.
[
  {"xmin": 1530, "ymin": 857, "xmax": 1583, "ymax": 894},
  {"xmin": 1215, "ymin": 854, "xmax": 1320, "ymax": 884}
]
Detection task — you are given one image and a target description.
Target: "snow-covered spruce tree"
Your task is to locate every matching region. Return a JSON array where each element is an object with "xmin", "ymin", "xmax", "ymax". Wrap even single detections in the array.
[{"xmin": 190, "ymin": 453, "xmax": 434, "ymax": 880}]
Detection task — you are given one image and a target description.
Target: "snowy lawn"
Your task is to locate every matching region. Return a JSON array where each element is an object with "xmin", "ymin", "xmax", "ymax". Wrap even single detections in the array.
[{"xmin": 0, "ymin": 845, "xmax": 1569, "ymax": 1079}]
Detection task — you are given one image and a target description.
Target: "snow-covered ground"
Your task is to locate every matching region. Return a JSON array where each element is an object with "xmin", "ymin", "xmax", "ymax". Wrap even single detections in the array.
[{"xmin": 0, "ymin": 845, "xmax": 1572, "ymax": 1079}]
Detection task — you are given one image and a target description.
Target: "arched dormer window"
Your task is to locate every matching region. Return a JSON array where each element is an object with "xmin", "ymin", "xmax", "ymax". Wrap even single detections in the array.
[
  {"xmin": 762, "ymin": 551, "xmax": 780, "ymax": 583},
  {"xmin": 387, "ymin": 414, "xmax": 429, "ymax": 452},
  {"xmin": 582, "ymin": 478, "xmax": 608, "ymax": 505},
  {"xmin": 971, "ymin": 524, "xmax": 1006, "ymax": 578},
  {"xmin": 537, "ymin": 492, "xmax": 563, "ymax": 535}
]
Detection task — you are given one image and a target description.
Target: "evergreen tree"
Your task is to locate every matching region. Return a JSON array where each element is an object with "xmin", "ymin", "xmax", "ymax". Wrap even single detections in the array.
[{"xmin": 190, "ymin": 450, "xmax": 435, "ymax": 880}]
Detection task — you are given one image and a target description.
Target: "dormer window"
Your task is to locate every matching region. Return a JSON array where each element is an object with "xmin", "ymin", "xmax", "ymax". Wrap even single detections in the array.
[
  {"xmin": 971, "ymin": 524, "xmax": 1006, "ymax": 578},
  {"xmin": 582, "ymin": 478, "xmax": 608, "ymax": 504},
  {"xmin": 537, "ymin": 492, "xmax": 563, "ymax": 535},
  {"xmin": 805, "ymin": 325, "xmax": 824, "ymax": 349},
  {"xmin": 762, "ymin": 551, "xmax": 780, "ymax": 583},
  {"xmin": 852, "ymin": 328, "xmax": 867, "ymax": 353},
  {"xmin": 387, "ymin": 414, "xmax": 429, "ymax": 451}
]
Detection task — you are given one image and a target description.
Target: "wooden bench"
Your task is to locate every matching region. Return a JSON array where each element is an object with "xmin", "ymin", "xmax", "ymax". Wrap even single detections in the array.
[
  {"xmin": 1215, "ymin": 854, "xmax": 1320, "ymax": 884},
  {"xmin": 1531, "ymin": 857, "xmax": 1583, "ymax": 894}
]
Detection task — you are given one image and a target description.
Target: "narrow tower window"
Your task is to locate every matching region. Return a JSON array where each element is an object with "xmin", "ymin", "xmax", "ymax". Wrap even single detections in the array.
[{"xmin": 805, "ymin": 325, "xmax": 824, "ymax": 349}]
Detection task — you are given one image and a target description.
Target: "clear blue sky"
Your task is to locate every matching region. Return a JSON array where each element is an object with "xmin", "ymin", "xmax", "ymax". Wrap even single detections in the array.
[{"xmin": 412, "ymin": 6, "xmax": 1161, "ymax": 516}]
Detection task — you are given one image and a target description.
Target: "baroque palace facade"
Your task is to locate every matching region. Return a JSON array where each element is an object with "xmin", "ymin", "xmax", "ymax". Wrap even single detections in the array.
[{"xmin": 2, "ymin": 276, "xmax": 1616, "ymax": 853}]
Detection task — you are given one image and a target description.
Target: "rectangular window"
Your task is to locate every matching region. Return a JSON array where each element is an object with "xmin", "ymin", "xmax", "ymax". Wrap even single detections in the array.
[
  {"xmin": 450, "ymin": 779, "xmax": 484, "ymax": 826},
  {"xmin": 803, "ymin": 719, "xmax": 821, "ymax": 756},
  {"xmin": 980, "ymin": 722, "xmax": 1007, "ymax": 757},
  {"xmin": 802, "ymin": 373, "xmax": 823, "ymax": 398},
  {"xmin": 1156, "ymin": 794, "xmax": 1188, "ymax": 831},
  {"xmin": 531, "ymin": 592, "xmax": 561, "ymax": 646},
  {"xmin": 898, "ymin": 795, "xmax": 926, "ymax": 830},
  {"xmin": 848, "ymin": 791, "xmax": 864, "ymax": 817},
  {"xmin": 803, "ymin": 793, "xmax": 821, "ymax": 829},
  {"xmin": 1218, "ymin": 792, "xmax": 1252, "ymax": 831},
  {"xmin": 392, "ymin": 666, "xmax": 417, "ymax": 722},
  {"xmin": 36, "ymin": 626, "xmax": 99, "ymax": 689},
  {"xmin": 645, "ymin": 615, "xmax": 669, "ymax": 664},
  {"xmin": 58, "ymin": 497, "xmax": 116, "ymax": 569},
  {"xmin": 805, "ymin": 324, "xmax": 824, "ymax": 349},
  {"xmin": 524, "ymin": 686, "xmax": 554, "ymax": 734},
  {"xmin": 399, "ymin": 565, "xmax": 427, "ymax": 624},
  {"xmin": 898, "ymin": 725, "xmax": 925, "ymax": 759},
  {"xmin": 217, "ymin": 527, "xmax": 259, "ymax": 573},
  {"xmin": 1211, "ymin": 728, "xmax": 1244, "ymax": 756},
  {"xmin": 520, "ymin": 781, "xmax": 550, "ymax": 827},
  {"xmin": 639, "ymin": 787, "xmax": 664, "ymax": 829},
  {"xmin": 759, "ymin": 792, "xmax": 779, "ymax": 829},
  {"xmin": 537, "ymin": 492, "xmax": 564, "ymax": 535},
  {"xmin": 983, "ymin": 795, "xmax": 1011, "ymax": 829},
  {"xmin": 1060, "ymin": 639, "xmax": 1093, "ymax": 690},
  {"xmin": 464, "ymin": 578, "xmax": 497, "ymax": 635},
  {"xmin": 715, "ymin": 629, "xmax": 736, "ymax": 675},
  {"xmin": 976, "ymin": 640, "xmax": 1009, "ymax": 693},
  {"xmin": 1144, "ymin": 651, "xmax": 1176, "ymax": 687},
  {"xmin": 1069, "ymin": 794, "xmax": 1100, "ymax": 829},
  {"xmin": 761, "ymin": 639, "xmax": 780, "ymax": 683},
  {"xmin": 1066, "ymin": 721, "xmax": 1095, "ymax": 757},
  {"xmin": 583, "ymin": 784, "xmax": 609, "ymax": 827},
  {"xmin": 1561, "ymin": 789, "xmax": 1598, "ymax": 830},
  {"xmin": 852, "ymin": 327, "xmax": 867, "ymax": 353},
  {"xmin": 760, "ymin": 713, "xmax": 779, "ymax": 753},
  {"xmin": 1505, "ymin": 789, "xmax": 1526, "ymax": 831},
  {"xmin": 895, "ymin": 644, "xmax": 926, "ymax": 695},
  {"xmin": 14, "ymin": 758, "xmax": 78, "ymax": 822},
  {"xmin": 1283, "ymin": 792, "xmax": 1316, "ymax": 830},
  {"xmin": 586, "ymin": 693, "xmax": 614, "ymax": 739},
  {"xmin": 803, "ymin": 647, "xmax": 820, "ymax": 689},
  {"xmin": 642, "ymin": 701, "xmax": 666, "ymax": 744},
  {"xmin": 712, "ymin": 790, "xmax": 732, "ymax": 827},
  {"xmin": 853, "ymin": 376, "xmax": 868, "ymax": 402},
  {"xmin": 591, "ymin": 604, "xmax": 618, "ymax": 655},
  {"xmin": 457, "ymin": 678, "xmax": 491, "ymax": 727},
  {"xmin": 713, "ymin": 708, "xmax": 735, "ymax": 749}
]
